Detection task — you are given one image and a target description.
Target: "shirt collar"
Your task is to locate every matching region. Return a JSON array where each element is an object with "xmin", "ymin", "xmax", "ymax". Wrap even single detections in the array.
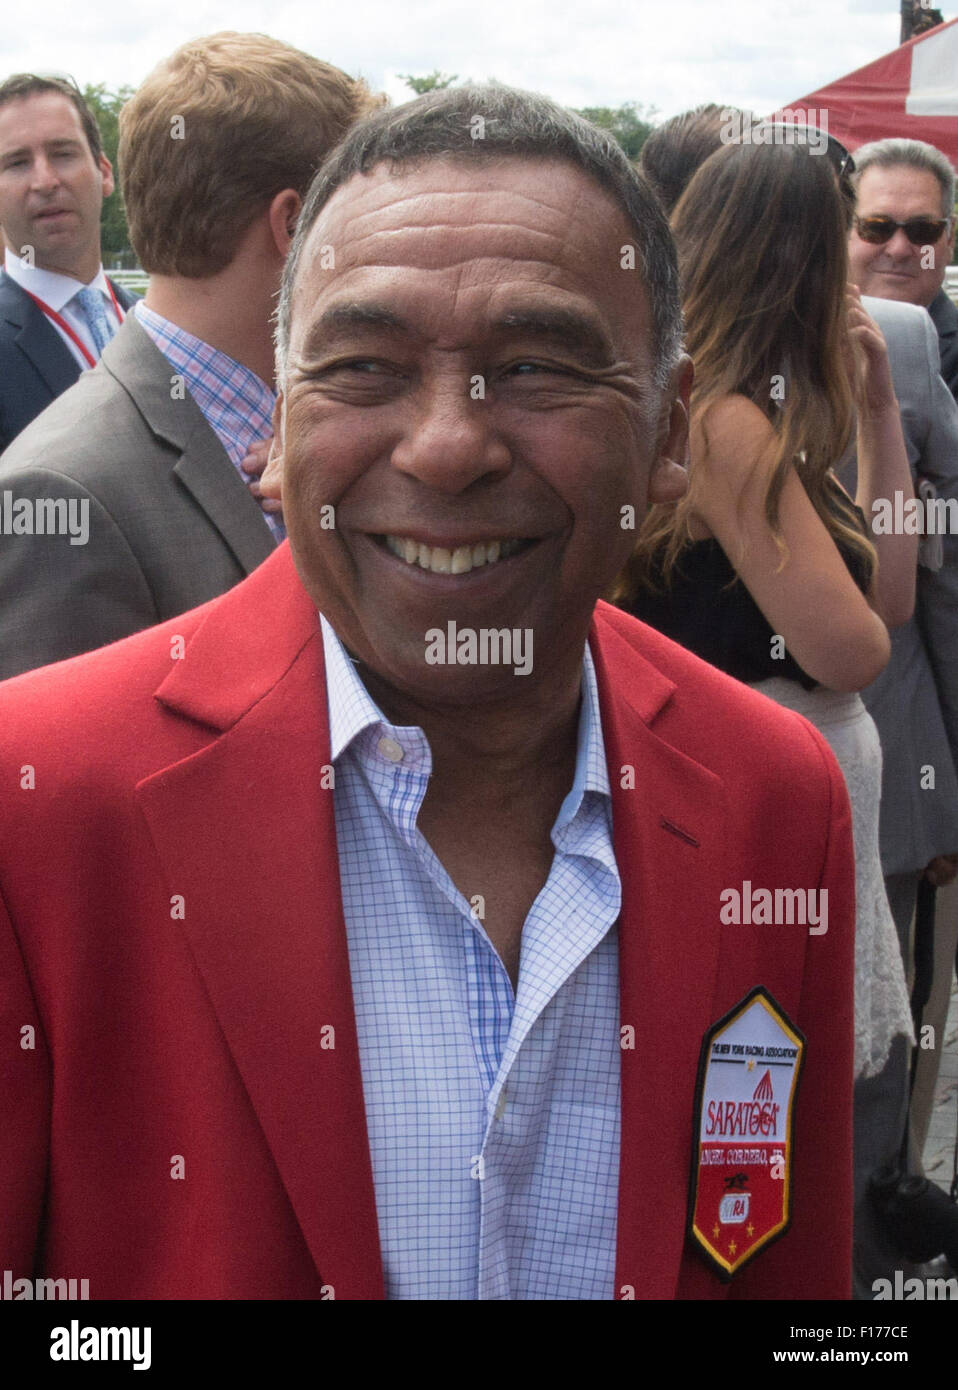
[
  {"xmin": 320, "ymin": 613, "xmax": 611, "ymax": 810},
  {"xmin": 321, "ymin": 613, "xmax": 392, "ymax": 760},
  {"xmin": 4, "ymin": 249, "xmax": 110, "ymax": 312},
  {"xmin": 132, "ymin": 299, "xmax": 275, "ymax": 463}
]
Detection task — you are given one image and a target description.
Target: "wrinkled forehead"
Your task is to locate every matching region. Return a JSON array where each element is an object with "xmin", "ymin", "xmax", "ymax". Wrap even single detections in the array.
[{"xmin": 287, "ymin": 157, "xmax": 654, "ymax": 355}]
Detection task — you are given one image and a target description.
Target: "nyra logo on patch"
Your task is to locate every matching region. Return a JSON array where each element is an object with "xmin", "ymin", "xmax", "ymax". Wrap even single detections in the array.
[{"xmin": 687, "ymin": 986, "xmax": 805, "ymax": 1279}]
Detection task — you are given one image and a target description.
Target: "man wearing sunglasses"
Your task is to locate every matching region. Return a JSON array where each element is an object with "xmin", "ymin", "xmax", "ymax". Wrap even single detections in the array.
[
  {"xmin": 848, "ymin": 138, "xmax": 958, "ymax": 400},
  {"xmin": 844, "ymin": 134, "xmax": 958, "ymax": 1290}
]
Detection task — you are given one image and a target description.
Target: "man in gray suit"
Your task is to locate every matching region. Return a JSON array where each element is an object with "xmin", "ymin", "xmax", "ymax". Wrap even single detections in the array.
[
  {"xmin": 845, "ymin": 294, "xmax": 958, "ymax": 927},
  {"xmin": 0, "ymin": 33, "xmax": 380, "ymax": 680},
  {"xmin": 838, "ymin": 291, "xmax": 958, "ymax": 1292},
  {"xmin": 847, "ymin": 139, "xmax": 958, "ymax": 1175}
]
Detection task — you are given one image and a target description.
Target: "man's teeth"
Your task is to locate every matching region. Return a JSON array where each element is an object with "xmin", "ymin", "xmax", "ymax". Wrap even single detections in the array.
[{"xmin": 384, "ymin": 536, "xmax": 524, "ymax": 574}]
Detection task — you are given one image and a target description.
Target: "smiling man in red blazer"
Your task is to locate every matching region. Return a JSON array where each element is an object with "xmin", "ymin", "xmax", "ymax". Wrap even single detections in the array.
[{"xmin": 0, "ymin": 86, "xmax": 856, "ymax": 1301}]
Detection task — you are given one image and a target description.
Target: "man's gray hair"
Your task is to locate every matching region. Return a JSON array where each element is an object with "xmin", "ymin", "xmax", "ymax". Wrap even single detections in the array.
[
  {"xmin": 275, "ymin": 83, "xmax": 683, "ymax": 390},
  {"xmin": 852, "ymin": 137, "xmax": 956, "ymax": 220}
]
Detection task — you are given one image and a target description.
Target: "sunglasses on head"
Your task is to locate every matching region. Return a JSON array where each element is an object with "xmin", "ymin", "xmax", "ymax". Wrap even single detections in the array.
[
  {"xmin": 854, "ymin": 213, "xmax": 952, "ymax": 246},
  {"xmin": 825, "ymin": 135, "xmax": 855, "ymax": 180}
]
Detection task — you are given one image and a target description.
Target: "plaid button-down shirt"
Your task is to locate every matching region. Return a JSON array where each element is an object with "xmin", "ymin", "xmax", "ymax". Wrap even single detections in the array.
[{"xmin": 134, "ymin": 301, "xmax": 284, "ymax": 541}]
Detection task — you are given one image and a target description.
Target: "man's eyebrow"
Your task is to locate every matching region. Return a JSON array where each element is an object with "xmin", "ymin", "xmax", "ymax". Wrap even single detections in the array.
[
  {"xmin": 321, "ymin": 302, "xmax": 410, "ymax": 333},
  {"xmin": 297, "ymin": 302, "xmax": 410, "ymax": 360},
  {"xmin": 296, "ymin": 301, "xmax": 618, "ymax": 365},
  {"xmin": 0, "ymin": 138, "xmax": 83, "ymax": 161},
  {"xmin": 492, "ymin": 307, "xmax": 615, "ymax": 364}
]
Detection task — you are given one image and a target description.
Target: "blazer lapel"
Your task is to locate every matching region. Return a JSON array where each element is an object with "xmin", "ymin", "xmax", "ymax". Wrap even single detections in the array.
[
  {"xmin": 0, "ymin": 274, "xmax": 79, "ymax": 397},
  {"xmin": 102, "ymin": 316, "xmax": 276, "ymax": 576},
  {"xmin": 109, "ymin": 279, "xmax": 139, "ymax": 312},
  {"xmin": 591, "ymin": 608, "xmax": 728, "ymax": 1299},
  {"xmin": 135, "ymin": 549, "xmax": 383, "ymax": 1298}
]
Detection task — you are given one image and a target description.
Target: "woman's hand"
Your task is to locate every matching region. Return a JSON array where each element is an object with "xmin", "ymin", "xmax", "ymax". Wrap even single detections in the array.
[
  {"xmin": 845, "ymin": 284, "xmax": 899, "ymax": 421},
  {"xmin": 240, "ymin": 438, "xmax": 284, "ymax": 517}
]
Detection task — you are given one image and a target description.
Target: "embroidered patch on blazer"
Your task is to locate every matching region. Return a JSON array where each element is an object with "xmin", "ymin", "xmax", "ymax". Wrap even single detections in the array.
[{"xmin": 687, "ymin": 986, "xmax": 805, "ymax": 1279}]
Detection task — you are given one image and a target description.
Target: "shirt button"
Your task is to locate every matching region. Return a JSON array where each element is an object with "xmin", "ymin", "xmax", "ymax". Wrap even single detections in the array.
[
  {"xmin": 377, "ymin": 735, "xmax": 404, "ymax": 764},
  {"xmin": 494, "ymin": 1088, "xmax": 508, "ymax": 1121}
]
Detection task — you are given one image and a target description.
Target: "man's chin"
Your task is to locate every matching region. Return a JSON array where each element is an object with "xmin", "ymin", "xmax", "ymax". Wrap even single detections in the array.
[
  {"xmin": 358, "ymin": 638, "xmax": 541, "ymax": 710},
  {"xmin": 866, "ymin": 274, "xmax": 924, "ymax": 304}
]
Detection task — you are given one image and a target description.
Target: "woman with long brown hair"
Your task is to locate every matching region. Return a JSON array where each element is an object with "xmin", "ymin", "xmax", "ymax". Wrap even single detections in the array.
[{"xmin": 618, "ymin": 137, "xmax": 916, "ymax": 1085}]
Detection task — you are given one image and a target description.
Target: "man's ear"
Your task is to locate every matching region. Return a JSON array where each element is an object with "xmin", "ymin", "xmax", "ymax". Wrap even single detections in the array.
[
  {"xmin": 98, "ymin": 153, "xmax": 115, "ymax": 201},
  {"xmin": 268, "ymin": 189, "xmax": 303, "ymax": 259},
  {"xmin": 259, "ymin": 394, "xmax": 286, "ymax": 500},
  {"xmin": 649, "ymin": 353, "xmax": 693, "ymax": 505}
]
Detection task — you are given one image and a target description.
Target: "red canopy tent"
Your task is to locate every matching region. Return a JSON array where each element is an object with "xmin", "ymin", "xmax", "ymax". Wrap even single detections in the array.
[{"xmin": 770, "ymin": 17, "xmax": 958, "ymax": 169}]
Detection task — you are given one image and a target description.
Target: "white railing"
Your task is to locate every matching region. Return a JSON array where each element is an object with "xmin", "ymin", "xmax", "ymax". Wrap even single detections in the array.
[{"xmin": 108, "ymin": 268, "xmax": 148, "ymax": 295}]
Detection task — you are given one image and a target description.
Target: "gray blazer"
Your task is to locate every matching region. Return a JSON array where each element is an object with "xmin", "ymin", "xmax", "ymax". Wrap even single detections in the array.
[
  {"xmin": 839, "ymin": 296, "xmax": 958, "ymax": 875},
  {"xmin": 0, "ymin": 314, "xmax": 276, "ymax": 680}
]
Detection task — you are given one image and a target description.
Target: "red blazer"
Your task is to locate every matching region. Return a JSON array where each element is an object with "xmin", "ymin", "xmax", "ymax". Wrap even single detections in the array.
[{"xmin": 0, "ymin": 544, "xmax": 854, "ymax": 1299}]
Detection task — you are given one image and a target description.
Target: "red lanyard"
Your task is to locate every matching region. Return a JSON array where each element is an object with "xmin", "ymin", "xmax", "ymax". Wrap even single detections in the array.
[{"xmin": 21, "ymin": 279, "xmax": 125, "ymax": 369}]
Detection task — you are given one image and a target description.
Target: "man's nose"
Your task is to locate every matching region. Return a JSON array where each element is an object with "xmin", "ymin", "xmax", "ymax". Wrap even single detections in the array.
[
  {"xmin": 30, "ymin": 154, "xmax": 61, "ymax": 193},
  {"xmin": 390, "ymin": 379, "xmax": 512, "ymax": 493},
  {"xmin": 882, "ymin": 227, "xmax": 917, "ymax": 261}
]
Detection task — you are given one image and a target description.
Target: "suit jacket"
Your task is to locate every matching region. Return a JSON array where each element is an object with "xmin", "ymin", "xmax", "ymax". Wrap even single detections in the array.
[
  {"xmin": 0, "ymin": 544, "xmax": 855, "ymax": 1299},
  {"xmin": 0, "ymin": 270, "xmax": 137, "ymax": 452},
  {"xmin": 838, "ymin": 296, "xmax": 958, "ymax": 875},
  {"xmin": 928, "ymin": 286, "xmax": 958, "ymax": 402},
  {"xmin": 0, "ymin": 313, "xmax": 275, "ymax": 680}
]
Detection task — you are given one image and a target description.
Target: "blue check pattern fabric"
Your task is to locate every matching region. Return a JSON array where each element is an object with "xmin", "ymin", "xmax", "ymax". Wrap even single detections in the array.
[
  {"xmin": 321, "ymin": 615, "xmax": 623, "ymax": 1299},
  {"xmin": 134, "ymin": 301, "xmax": 284, "ymax": 541}
]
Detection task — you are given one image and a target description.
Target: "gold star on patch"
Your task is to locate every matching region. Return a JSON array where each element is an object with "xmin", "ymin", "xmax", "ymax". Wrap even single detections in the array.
[
  {"xmin": 747, "ymin": 1059, "xmax": 755, "ymax": 1071},
  {"xmin": 713, "ymin": 1223, "xmax": 720, "ymax": 1238},
  {"xmin": 747, "ymin": 1222, "xmax": 755, "ymax": 1237},
  {"xmin": 728, "ymin": 1239, "xmax": 737, "ymax": 1256}
]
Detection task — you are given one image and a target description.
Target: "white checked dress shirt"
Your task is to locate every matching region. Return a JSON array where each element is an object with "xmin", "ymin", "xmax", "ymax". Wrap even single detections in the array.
[{"xmin": 322, "ymin": 615, "xmax": 623, "ymax": 1299}]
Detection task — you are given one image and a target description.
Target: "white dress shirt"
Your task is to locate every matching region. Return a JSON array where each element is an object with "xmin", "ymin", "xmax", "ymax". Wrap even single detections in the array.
[
  {"xmin": 321, "ymin": 615, "xmax": 623, "ymax": 1299},
  {"xmin": 3, "ymin": 249, "xmax": 122, "ymax": 369}
]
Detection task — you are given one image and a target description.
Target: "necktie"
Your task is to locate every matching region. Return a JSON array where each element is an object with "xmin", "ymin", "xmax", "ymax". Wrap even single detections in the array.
[{"xmin": 75, "ymin": 285, "xmax": 116, "ymax": 357}]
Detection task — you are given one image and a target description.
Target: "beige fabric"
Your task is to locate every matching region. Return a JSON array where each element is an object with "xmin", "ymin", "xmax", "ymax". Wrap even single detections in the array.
[{"xmin": 750, "ymin": 678, "xmax": 914, "ymax": 1078}]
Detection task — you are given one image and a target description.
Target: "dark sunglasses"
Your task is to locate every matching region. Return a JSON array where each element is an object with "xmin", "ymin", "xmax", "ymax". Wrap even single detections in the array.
[
  {"xmin": 824, "ymin": 135, "xmax": 855, "ymax": 180},
  {"xmin": 854, "ymin": 213, "xmax": 952, "ymax": 246}
]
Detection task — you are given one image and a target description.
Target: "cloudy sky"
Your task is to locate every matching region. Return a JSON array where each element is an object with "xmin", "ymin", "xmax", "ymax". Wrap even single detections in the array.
[{"xmin": 0, "ymin": 0, "xmax": 933, "ymax": 119}]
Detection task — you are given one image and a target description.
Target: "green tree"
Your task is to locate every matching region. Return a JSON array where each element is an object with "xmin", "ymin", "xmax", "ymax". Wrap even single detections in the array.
[
  {"xmin": 83, "ymin": 83, "xmax": 136, "ymax": 266},
  {"xmin": 399, "ymin": 71, "xmax": 459, "ymax": 95},
  {"xmin": 573, "ymin": 101, "xmax": 657, "ymax": 161}
]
